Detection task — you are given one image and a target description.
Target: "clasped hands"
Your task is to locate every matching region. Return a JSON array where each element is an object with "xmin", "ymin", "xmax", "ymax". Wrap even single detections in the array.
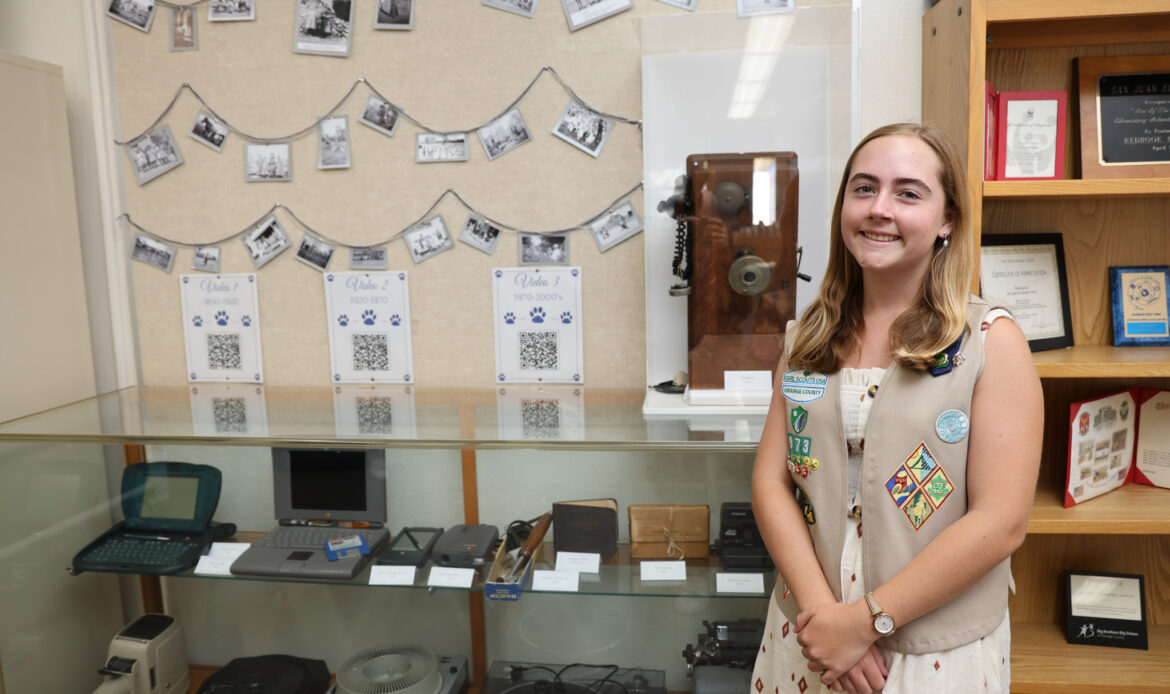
[{"xmin": 795, "ymin": 600, "xmax": 889, "ymax": 694}]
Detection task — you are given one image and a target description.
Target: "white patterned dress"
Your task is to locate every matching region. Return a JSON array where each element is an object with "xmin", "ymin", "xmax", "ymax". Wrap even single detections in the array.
[{"xmin": 752, "ymin": 315, "xmax": 1015, "ymax": 693}]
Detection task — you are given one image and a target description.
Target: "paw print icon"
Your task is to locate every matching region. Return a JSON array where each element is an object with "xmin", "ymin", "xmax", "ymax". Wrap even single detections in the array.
[
  {"xmin": 214, "ymin": 310, "xmax": 229, "ymax": 326},
  {"xmin": 241, "ymin": 315, "xmax": 252, "ymax": 327},
  {"xmin": 338, "ymin": 314, "xmax": 349, "ymax": 326},
  {"xmin": 560, "ymin": 311, "xmax": 573, "ymax": 324},
  {"xmin": 192, "ymin": 315, "xmax": 203, "ymax": 327},
  {"xmin": 530, "ymin": 307, "xmax": 546, "ymax": 323},
  {"xmin": 504, "ymin": 312, "xmax": 516, "ymax": 324},
  {"xmin": 390, "ymin": 314, "xmax": 401, "ymax": 326},
  {"xmin": 362, "ymin": 309, "xmax": 376, "ymax": 325}
]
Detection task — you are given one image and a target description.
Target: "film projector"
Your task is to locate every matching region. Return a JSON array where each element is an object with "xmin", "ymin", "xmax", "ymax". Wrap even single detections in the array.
[{"xmin": 659, "ymin": 152, "xmax": 805, "ymax": 395}]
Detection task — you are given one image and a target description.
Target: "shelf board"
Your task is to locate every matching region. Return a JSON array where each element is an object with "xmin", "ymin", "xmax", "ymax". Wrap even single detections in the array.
[
  {"xmin": 1011, "ymin": 622, "xmax": 1170, "ymax": 693},
  {"xmin": 1028, "ymin": 482, "xmax": 1170, "ymax": 534},
  {"xmin": 987, "ymin": 0, "xmax": 1170, "ymax": 23},
  {"xmin": 984, "ymin": 178, "xmax": 1170, "ymax": 200},
  {"xmin": 1032, "ymin": 346, "xmax": 1170, "ymax": 379}
]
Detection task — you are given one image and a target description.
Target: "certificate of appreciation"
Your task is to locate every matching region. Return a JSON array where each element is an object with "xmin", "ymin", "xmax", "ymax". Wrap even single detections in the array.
[
  {"xmin": 1065, "ymin": 571, "xmax": 1147, "ymax": 650},
  {"xmin": 980, "ymin": 234, "xmax": 1073, "ymax": 351}
]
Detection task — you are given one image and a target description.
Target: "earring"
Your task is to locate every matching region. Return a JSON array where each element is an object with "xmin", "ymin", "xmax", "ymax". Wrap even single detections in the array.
[{"xmin": 942, "ymin": 236, "xmax": 950, "ymax": 248}]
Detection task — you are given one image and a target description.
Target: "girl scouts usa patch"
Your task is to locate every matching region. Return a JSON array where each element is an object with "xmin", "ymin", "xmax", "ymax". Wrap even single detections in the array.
[
  {"xmin": 885, "ymin": 442, "xmax": 954, "ymax": 530},
  {"xmin": 781, "ymin": 370, "xmax": 827, "ymax": 403}
]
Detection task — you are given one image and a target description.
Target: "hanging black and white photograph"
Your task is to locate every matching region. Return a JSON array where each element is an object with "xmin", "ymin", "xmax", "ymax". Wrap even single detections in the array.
[
  {"xmin": 477, "ymin": 108, "xmax": 532, "ymax": 161},
  {"xmin": 245, "ymin": 143, "xmax": 291, "ymax": 182},
  {"xmin": 519, "ymin": 233, "xmax": 569, "ymax": 266},
  {"xmin": 402, "ymin": 216, "xmax": 454, "ymax": 263},
  {"xmin": 208, "ymin": 0, "xmax": 255, "ymax": 21},
  {"xmin": 190, "ymin": 111, "xmax": 229, "ymax": 152},
  {"xmin": 241, "ymin": 215, "xmax": 291, "ymax": 268},
  {"xmin": 295, "ymin": 0, "xmax": 353, "ymax": 57},
  {"xmin": 552, "ymin": 98, "xmax": 614, "ymax": 157},
  {"xmin": 295, "ymin": 234, "xmax": 337, "ymax": 271},
  {"xmin": 559, "ymin": 0, "xmax": 632, "ymax": 31},
  {"xmin": 736, "ymin": 0, "xmax": 793, "ymax": 17},
  {"xmin": 359, "ymin": 94, "xmax": 401, "ymax": 136},
  {"xmin": 415, "ymin": 132, "xmax": 470, "ymax": 163},
  {"xmin": 351, "ymin": 246, "xmax": 389, "ymax": 270},
  {"xmin": 318, "ymin": 116, "xmax": 351, "ymax": 169},
  {"xmin": 483, "ymin": 0, "xmax": 537, "ymax": 19},
  {"xmin": 192, "ymin": 246, "xmax": 221, "ymax": 273},
  {"xmin": 588, "ymin": 201, "xmax": 644, "ymax": 252},
  {"xmin": 131, "ymin": 233, "xmax": 176, "ymax": 273},
  {"xmin": 107, "ymin": 0, "xmax": 157, "ymax": 33},
  {"xmin": 458, "ymin": 215, "xmax": 503, "ymax": 255},
  {"xmin": 124, "ymin": 124, "xmax": 184, "ymax": 186},
  {"xmin": 170, "ymin": 6, "xmax": 198, "ymax": 50},
  {"xmin": 374, "ymin": 0, "xmax": 414, "ymax": 29}
]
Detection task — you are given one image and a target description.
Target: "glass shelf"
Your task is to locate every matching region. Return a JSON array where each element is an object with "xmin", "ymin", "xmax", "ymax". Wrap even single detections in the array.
[
  {"xmin": 0, "ymin": 386, "xmax": 766, "ymax": 451},
  {"xmin": 162, "ymin": 543, "xmax": 773, "ymax": 600}
]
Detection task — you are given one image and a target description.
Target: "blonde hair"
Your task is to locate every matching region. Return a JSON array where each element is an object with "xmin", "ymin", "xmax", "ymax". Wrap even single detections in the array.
[{"xmin": 788, "ymin": 122, "xmax": 972, "ymax": 373}]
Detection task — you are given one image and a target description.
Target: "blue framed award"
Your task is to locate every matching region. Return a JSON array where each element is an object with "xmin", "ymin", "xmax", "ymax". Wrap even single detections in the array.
[{"xmin": 1109, "ymin": 266, "xmax": 1170, "ymax": 346}]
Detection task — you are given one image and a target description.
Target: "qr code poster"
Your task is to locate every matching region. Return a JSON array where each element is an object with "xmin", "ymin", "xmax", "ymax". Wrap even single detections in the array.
[
  {"xmin": 492, "ymin": 267, "xmax": 584, "ymax": 384},
  {"xmin": 179, "ymin": 274, "xmax": 263, "ymax": 382},
  {"xmin": 323, "ymin": 271, "xmax": 414, "ymax": 383},
  {"xmin": 332, "ymin": 385, "xmax": 417, "ymax": 439},
  {"xmin": 189, "ymin": 385, "xmax": 269, "ymax": 437},
  {"xmin": 496, "ymin": 387, "xmax": 585, "ymax": 441}
]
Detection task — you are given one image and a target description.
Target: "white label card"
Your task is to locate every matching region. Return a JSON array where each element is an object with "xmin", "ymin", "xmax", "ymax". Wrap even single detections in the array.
[
  {"xmin": 532, "ymin": 570, "xmax": 580, "ymax": 592},
  {"xmin": 427, "ymin": 566, "xmax": 476, "ymax": 588},
  {"xmin": 716, "ymin": 572, "xmax": 766, "ymax": 594},
  {"xmin": 323, "ymin": 271, "xmax": 414, "ymax": 383},
  {"xmin": 180, "ymin": 274, "xmax": 263, "ymax": 382},
  {"xmin": 724, "ymin": 370, "xmax": 773, "ymax": 391},
  {"xmin": 556, "ymin": 551, "xmax": 601, "ymax": 574},
  {"xmin": 492, "ymin": 267, "xmax": 584, "ymax": 383},
  {"xmin": 370, "ymin": 565, "xmax": 417, "ymax": 586},
  {"xmin": 193, "ymin": 542, "xmax": 251, "ymax": 576},
  {"xmin": 640, "ymin": 561, "xmax": 687, "ymax": 581}
]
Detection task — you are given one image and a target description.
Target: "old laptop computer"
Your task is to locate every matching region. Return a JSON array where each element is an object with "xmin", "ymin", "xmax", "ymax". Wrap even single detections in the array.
[{"xmin": 230, "ymin": 448, "xmax": 390, "ymax": 580}]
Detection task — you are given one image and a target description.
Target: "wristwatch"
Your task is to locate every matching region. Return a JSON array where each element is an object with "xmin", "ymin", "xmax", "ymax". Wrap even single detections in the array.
[{"xmin": 864, "ymin": 592, "xmax": 896, "ymax": 636}]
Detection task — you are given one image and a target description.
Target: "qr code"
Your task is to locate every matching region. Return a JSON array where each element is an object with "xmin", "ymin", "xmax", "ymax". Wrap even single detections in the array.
[
  {"xmin": 519, "ymin": 331, "xmax": 558, "ymax": 371},
  {"xmin": 212, "ymin": 397, "xmax": 247, "ymax": 433},
  {"xmin": 356, "ymin": 396, "xmax": 393, "ymax": 434},
  {"xmin": 353, "ymin": 333, "xmax": 390, "ymax": 371},
  {"xmin": 207, "ymin": 333, "xmax": 242, "ymax": 370},
  {"xmin": 521, "ymin": 399, "xmax": 560, "ymax": 439}
]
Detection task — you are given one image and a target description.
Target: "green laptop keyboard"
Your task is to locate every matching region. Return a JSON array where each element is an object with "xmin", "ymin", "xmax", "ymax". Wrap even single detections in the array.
[{"xmin": 78, "ymin": 535, "xmax": 201, "ymax": 572}]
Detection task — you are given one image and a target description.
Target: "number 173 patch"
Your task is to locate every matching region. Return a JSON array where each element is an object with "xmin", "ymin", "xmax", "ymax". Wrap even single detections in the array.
[{"xmin": 787, "ymin": 433, "xmax": 820, "ymax": 478}]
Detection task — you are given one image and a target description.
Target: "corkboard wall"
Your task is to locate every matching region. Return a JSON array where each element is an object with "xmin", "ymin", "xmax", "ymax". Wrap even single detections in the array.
[{"xmin": 112, "ymin": 1, "xmax": 850, "ymax": 389}]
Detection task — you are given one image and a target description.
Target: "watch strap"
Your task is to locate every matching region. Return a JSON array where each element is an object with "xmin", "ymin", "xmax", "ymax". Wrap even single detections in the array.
[{"xmin": 864, "ymin": 591, "xmax": 882, "ymax": 616}]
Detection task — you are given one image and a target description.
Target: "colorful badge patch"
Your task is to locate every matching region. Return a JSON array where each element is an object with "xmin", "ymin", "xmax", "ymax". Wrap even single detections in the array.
[
  {"xmin": 791, "ymin": 406, "xmax": 808, "ymax": 433},
  {"xmin": 935, "ymin": 409, "xmax": 970, "ymax": 443},
  {"xmin": 794, "ymin": 486, "xmax": 815, "ymax": 525},
  {"xmin": 886, "ymin": 442, "xmax": 953, "ymax": 531},
  {"xmin": 786, "ymin": 434, "xmax": 818, "ymax": 478},
  {"xmin": 781, "ymin": 370, "xmax": 828, "ymax": 403},
  {"xmin": 885, "ymin": 467, "xmax": 918, "ymax": 507}
]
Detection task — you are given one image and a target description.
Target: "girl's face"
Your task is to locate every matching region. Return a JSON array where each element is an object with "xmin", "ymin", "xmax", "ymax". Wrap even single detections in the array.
[{"xmin": 839, "ymin": 134, "xmax": 953, "ymax": 281}]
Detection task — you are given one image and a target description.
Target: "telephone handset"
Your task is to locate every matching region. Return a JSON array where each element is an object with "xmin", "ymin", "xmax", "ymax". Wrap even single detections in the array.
[{"xmin": 657, "ymin": 175, "xmax": 694, "ymax": 295}]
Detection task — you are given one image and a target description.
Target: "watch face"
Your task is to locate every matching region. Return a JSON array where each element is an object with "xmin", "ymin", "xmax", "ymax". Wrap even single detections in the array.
[{"xmin": 875, "ymin": 613, "xmax": 896, "ymax": 635}]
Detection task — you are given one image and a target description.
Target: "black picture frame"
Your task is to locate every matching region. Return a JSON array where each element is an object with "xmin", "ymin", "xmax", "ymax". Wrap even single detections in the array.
[
  {"xmin": 1065, "ymin": 571, "xmax": 1148, "ymax": 650},
  {"xmin": 979, "ymin": 233, "xmax": 1074, "ymax": 352},
  {"xmin": 1109, "ymin": 265, "xmax": 1170, "ymax": 346}
]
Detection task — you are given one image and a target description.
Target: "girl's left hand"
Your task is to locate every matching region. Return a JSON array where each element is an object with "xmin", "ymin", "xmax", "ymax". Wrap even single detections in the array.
[{"xmin": 795, "ymin": 601, "xmax": 875, "ymax": 685}]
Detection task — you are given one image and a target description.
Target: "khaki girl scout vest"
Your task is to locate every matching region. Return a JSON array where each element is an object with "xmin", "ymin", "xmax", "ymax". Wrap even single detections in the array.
[{"xmin": 776, "ymin": 297, "xmax": 1010, "ymax": 654}]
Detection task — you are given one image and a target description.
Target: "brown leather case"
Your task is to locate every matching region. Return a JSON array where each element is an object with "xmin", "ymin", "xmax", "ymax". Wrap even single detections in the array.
[{"xmin": 628, "ymin": 504, "xmax": 710, "ymax": 560}]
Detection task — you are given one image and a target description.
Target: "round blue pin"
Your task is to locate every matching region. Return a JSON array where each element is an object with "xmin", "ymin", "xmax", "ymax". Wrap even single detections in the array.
[{"xmin": 936, "ymin": 409, "xmax": 970, "ymax": 443}]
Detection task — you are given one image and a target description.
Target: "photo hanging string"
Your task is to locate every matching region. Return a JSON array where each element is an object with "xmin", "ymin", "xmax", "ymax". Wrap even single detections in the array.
[
  {"xmin": 122, "ymin": 181, "xmax": 645, "ymax": 273},
  {"xmin": 115, "ymin": 66, "xmax": 640, "ymax": 163}
]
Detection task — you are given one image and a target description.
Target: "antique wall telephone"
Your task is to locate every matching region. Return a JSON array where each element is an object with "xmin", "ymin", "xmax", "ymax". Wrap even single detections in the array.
[{"xmin": 658, "ymin": 153, "xmax": 809, "ymax": 391}]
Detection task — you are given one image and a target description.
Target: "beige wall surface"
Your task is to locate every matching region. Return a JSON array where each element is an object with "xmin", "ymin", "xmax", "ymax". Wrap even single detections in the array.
[
  {"xmin": 113, "ymin": 1, "xmax": 693, "ymax": 388},
  {"xmin": 0, "ymin": 50, "xmax": 98, "ymax": 421}
]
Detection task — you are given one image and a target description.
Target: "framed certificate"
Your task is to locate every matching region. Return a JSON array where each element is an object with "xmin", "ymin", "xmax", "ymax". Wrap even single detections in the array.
[
  {"xmin": 979, "ymin": 234, "xmax": 1074, "ymax": 352},
  {"xmin": 1110, "ymin": 266, "xmax": 1170, "ymax": 346},
  {"xmin": 1076, "ymin": 54, "xmax": 1170, "ymax": 179},
  {"xmin": 1065, "ymin": 571, "xmax": 1147, "ymax": 650},
  {"xmin": 994, "ymin": 90, "xmax": 1067, "ymax": 180}
]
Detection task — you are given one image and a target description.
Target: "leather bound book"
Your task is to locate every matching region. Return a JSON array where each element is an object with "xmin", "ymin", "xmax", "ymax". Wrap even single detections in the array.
[
  {"xmin": 628, "ymin": 504, "xmax": 710, "ymax": 560},
  {"xmin": 552, "ymin": 498, "xmax": 618, "ymax": 556}
]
